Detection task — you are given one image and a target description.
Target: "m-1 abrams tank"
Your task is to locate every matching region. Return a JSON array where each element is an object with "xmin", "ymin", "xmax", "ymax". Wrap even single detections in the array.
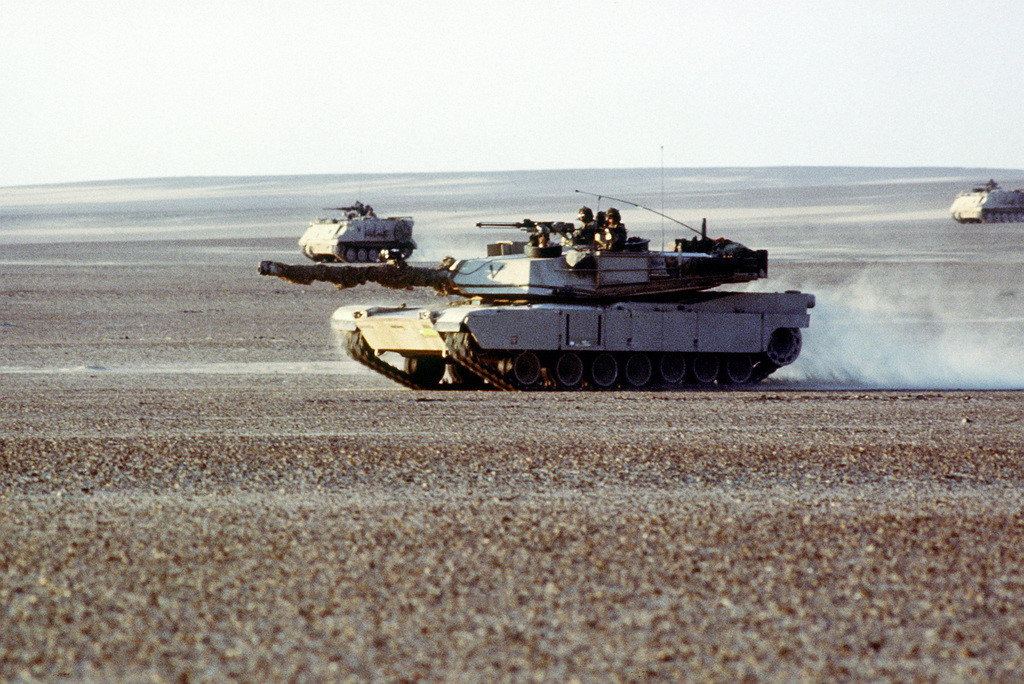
[
  {"xmin": 950, "ymin": 180, "xmax": 1024, "ymax": 223},
  {"xmin": 260, "ymin": 202, "xmax": 814, "ymax": 390},
  {"xmin": 298, "ymin": 201, "xmax": 416, "ymax": 262}
]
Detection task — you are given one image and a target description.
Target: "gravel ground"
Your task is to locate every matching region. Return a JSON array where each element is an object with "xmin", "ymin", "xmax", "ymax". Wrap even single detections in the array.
[
  {"xmin": 3, "ymin": 381, "xmax": 1024, "ymax": 682},
  {"xmin": 3, "ymin": 239, "xmax": 1024, "ymax": 681}
]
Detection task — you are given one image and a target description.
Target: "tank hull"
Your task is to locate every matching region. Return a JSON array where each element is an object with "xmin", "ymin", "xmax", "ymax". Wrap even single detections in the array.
[
  {"xmin": 331, "ymin": 291, "xmax": 814, "ymax": 390},
  {"xmin": 299, "ymin": 216, "xmax": 416, "ymax": 262},
  {"xmin": 950, "ymin": 182, "xmax": 1024, "ymax": 224}
]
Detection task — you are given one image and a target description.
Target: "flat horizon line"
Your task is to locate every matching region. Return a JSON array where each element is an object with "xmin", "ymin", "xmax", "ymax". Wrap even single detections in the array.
[{"xmin": 5, "ymin": 165, "xmax": 1024, "ymax": 191}]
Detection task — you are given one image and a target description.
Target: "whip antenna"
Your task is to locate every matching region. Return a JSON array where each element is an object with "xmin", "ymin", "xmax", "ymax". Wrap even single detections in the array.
[
  {"xmin": 574, "ymin": 189, "xmax": 701, "ymax": 237},
  {"xmin": 660, "ymin": 146, "xmax": 665, "ymax": 250}
]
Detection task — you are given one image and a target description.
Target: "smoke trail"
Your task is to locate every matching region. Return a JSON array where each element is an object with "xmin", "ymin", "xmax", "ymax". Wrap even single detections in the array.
[{"xmin": 760, "ymin": 272, "xmax": 1024, "ymax": 390}]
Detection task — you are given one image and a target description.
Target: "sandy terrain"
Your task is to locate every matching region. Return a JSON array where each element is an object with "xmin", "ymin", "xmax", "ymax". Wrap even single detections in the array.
[{"xmin": 2, "ymin": 237, "xmax": 1024, "ymax": 681}]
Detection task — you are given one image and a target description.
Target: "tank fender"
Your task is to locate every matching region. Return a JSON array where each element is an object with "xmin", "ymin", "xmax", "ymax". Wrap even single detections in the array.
[
  {"xmin": 433, "ymin": 308, "xmax": 473, "ymax": 333},
  {"xmin": 331, "ymin": 304, "xmax": 413, "ymax": 332},
  {"xmin": 331, "ymin": 306, "xmax": 361, "ymax": 331}
]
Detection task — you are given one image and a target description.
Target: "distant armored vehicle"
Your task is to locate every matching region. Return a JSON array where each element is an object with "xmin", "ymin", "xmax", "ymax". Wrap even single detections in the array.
[
  {"xmin": 298, "ymin": 202, "xmax": 416, "ymax": 262},
  {"xmin": 261, "ymin": 199, "xmax": 814, "ymax": 390},
  {"xmin": 950, "ymin": 180, "xmax": 1024, "ymax": 223}
]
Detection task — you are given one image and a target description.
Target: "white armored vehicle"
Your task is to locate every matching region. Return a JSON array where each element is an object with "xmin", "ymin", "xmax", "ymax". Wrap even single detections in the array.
[
  {"xmin": 950, "ymin": 180, "xmax": 1024, "ymax": 223},
  {"xmin": 298, "ymin": 202, "xmax": 416, "ymax": 262},
  {"xmin": 260, "ymin": 202, "xmax": 814, "ymax": 390}
]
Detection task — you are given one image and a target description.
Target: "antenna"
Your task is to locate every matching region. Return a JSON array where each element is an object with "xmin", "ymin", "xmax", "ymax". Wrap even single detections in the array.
[
  {"xmin": 358, "ymin": 148, "xmax": 364, "ymax": 200},
  {"xmin": 575, "ymin": 189, "xmax": 701, "ymax": 237},
  {"xmin": 660, "ymin": 146, "xmax": 665, "ymax": 251}
]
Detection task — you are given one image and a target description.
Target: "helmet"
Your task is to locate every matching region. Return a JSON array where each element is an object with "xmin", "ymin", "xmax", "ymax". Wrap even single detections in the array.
[
  {"xmin": 577, "ymin": 206, "xmax": 593, "ymax": 223},
  {"xmin": 606, "ymin": 207, "xmax": 621, "ymax": 223}
]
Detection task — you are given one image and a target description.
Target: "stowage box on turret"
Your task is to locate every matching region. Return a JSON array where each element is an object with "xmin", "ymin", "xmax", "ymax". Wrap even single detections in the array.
[
  {"xmin": 950, "ymin": 180, "xmax": 1024, "ymax": 224},
  {"xmin": 298, "ymin": 201, "xmax": 416, "ymax": 262},
  {"xmin": 261, "ymin": 202, "xmax": 814, "ymax": 390}
]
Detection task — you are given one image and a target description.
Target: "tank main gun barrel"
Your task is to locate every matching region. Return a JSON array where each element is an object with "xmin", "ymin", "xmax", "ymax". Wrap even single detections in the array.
[{"xmin": 258, "ymin": 260, "xmax": 457, "ymax": 295}]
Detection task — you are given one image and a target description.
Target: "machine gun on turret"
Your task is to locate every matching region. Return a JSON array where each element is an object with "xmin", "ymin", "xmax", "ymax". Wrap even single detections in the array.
[
  {"xmin": 476, "ymin": 219, "xmax": 576, "ymax": 234},
  {"xmin": 477, "ymin": 219, "xmax": 576, "ymax": 242},
  {"xmin": 327, "ymin": 201, "xmax": 375, "ymax": 217},
  {"xmin": 477, "ymin": 219, "xmax": 578, "ymax": 257}
]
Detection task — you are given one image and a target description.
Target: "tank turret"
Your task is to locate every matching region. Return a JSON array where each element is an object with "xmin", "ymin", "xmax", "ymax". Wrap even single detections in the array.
[
  {"xmin": 264, "ymin": 219, "xmax": 766, "ymax": 301},
  {"xmin": 950, "ymin": 180, "xmax": 1024, "ymax": 223},
  {"xmin": 298, "ymin": 201, "xmax": 416, "ymax": 262},
  {"xmin": 260, "ymin": 203, "xmax": 814, "ymax": 391}
]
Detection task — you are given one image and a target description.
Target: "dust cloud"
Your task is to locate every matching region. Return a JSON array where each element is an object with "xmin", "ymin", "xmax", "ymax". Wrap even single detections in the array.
[{"xmin": 777, "ymin": 272, "xmax": 1024, "ymax": 390}]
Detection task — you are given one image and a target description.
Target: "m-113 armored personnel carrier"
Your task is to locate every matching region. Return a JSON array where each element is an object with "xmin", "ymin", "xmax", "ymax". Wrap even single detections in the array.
[
  {"xmin": 298, "ymin": 201, "xmax": 416, "ymax": 262},
  {"xmin": 261, "ymin": 199, "xmax": 814, "ymax": 390},
  {"xmin": 950, "ymin": 180, "xmax": 1024, "ymax": 223}
]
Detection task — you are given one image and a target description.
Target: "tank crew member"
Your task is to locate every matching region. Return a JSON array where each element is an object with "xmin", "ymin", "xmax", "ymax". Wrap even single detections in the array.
[
  {"xmin": 345, "ymin": 201, "xmax": 373, "ymax": 218},
  {"xmin": 596, "ymin": 207, "xmax": 627, "ymax": 250},
  {"xmin": 587, "ymin": 211, "xmax": 607, "ymax": 247},
  {"xmin": 572, "ymin": 206, "xmax": 597, "ymax": 246},
  {"xmin": 606, "ymin": 207, "xmax": 627, "ymax": 249}
]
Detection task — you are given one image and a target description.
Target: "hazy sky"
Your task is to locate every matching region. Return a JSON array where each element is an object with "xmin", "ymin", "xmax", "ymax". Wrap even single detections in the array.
[{"xmin": 3, "ymin": 0, "xmax": 1022, "ymax": 187}]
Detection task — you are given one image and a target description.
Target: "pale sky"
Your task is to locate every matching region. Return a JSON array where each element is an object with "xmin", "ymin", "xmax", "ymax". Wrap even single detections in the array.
[{"xmin": 3, "ymin": 0, "xmax": 1022, "ymax": 187}]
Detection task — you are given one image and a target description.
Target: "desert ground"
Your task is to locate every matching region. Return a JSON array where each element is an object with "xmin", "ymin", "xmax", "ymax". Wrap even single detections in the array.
[{"xmin": 3, "ymin": 176, "xmax": 1024, "ymax": 681}]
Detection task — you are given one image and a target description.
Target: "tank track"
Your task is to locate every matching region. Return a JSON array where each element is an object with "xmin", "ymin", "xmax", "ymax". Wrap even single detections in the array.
[
  {"xmin": 749, "ymin": 361, "xmax": 781, "ymax": 383},
  {"xmin": 443, "ymin": 332, "xmax": 520, "ymax": 391},
  {"xmin": 982, "ymin": 211, "xmax": 1024, "ymax": 223},
  {"xmin": 345, "ymin": 329, "xmax": 788, "ymax": 391},
  {"xmin": 444, "ymin": 331, "xmax": 785, "ymax": 391},
  {"xmin": 338, "ymin": 330, "xmax": 433, "ymax": 390}
]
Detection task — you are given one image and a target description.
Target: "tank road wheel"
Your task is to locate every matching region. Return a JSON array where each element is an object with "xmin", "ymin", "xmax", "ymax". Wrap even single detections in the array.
[
  {"xmin": 765, "ymin": 328, "xmax": 802, "ymax": 367},
  {"xmin": 623, "ymin": 353, "xmax": 653, "ymax": 388},
  {"xmin": 554, "ymin": 352, "xmax": 585, "ymax": 388},
  {"xmin": 356, "ymin": 248, "xmax": 369, "ymax": 262},
  {"xmin": 404, "ymin": 356, "xmax": 446, "ymax": 387},
  {"xmin": 658, "ymin": 353, "xmax": 686, "ymax": 384},
  {"xmin": 590, "ymin": 353, "xmax": 619, "ymax": 388},
  {"xmin": 719, "ymin": 354, "xmax": 754, "ymax": 385},
  {"xmin": 689, "ymin": 353, "xmax": 719, "ymax": 385},
  {"xmin": 345, "ymin": 247, "xmax": 358, "ymax": 263},
  {"xmin": 511, "ymin": 351, "xmax": 542, "ymax": 387}
]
